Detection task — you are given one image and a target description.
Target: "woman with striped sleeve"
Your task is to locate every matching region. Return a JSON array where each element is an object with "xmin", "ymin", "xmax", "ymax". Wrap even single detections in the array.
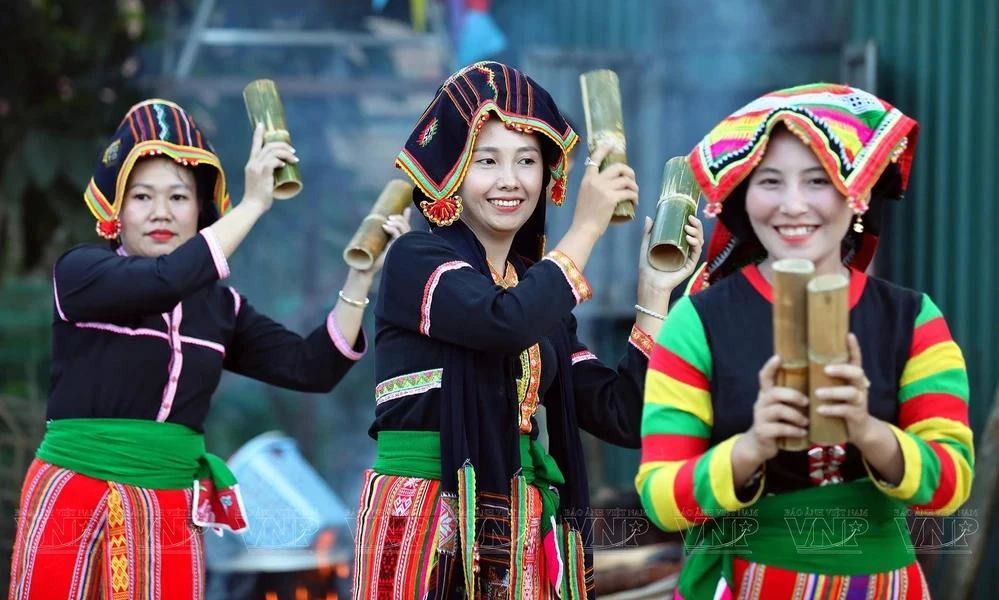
[
  {"xmin": 7, "ymin": 99, "xmax": 409, "ymax": 599},
  {"xmin": 636, "ymin": 84, "xmax": 973, "ymax": 599}
]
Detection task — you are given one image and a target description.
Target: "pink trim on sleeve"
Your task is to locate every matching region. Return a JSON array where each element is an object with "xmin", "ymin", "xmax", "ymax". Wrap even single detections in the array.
[
  {"xmin": 228, "ymin": 287, "xmax": 242, "ymax": 317},
  {"xmin": 199, "ymin": 229, "xmax": 230, "ymax": 279},
  {"xmin": 326, "ymin": 310, "xmax": 366, "ymax": 361},
  {"xmin": 52, "ymin": 268, "xmax": 69, "ymax": 322},
  {"xmin": 419, "ymin": 261, "xmax": 473, "ymax": 336}
]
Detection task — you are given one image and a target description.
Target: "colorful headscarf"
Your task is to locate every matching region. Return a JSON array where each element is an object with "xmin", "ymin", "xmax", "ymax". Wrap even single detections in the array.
[
  {"xmin": 686, "ymin": 83, "xmax": 919, "ymax": 293},
  {"xmin": 84, "ymin": 99, "xmax": 230, "ymax": 240},
  {"xmin": 396, "ymin": 61, "xmax": 578, "ymax": 261}
]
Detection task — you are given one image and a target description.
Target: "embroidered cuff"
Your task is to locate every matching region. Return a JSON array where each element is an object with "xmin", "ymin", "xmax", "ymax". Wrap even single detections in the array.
[
  {"xmin": 543, "ymin": 250, "xmax": 592, "ymax": 304},
  {"xmin": 200, "ymin": 228, "xmax": 230, "ymax": 280},
  {"xmin": 326, "ymin": 310, "xmax": 366, "ymax": 361},
  {"xmin": 570, "ymin": 350, "xmax": 598, "ymax": 365},
  {"xmin": 629, "ymin": 324, "xmax": 655, "ymax": 358},
  {"xmin": 863, "ymin": 423, "xmax": 920, "ymax": 499}
]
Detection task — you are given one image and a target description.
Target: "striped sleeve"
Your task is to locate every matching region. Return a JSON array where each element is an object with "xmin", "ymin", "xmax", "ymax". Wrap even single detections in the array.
[
  {"xmin": 635, "ymin": 297, "xmax": 762, "ymax": 532},
  {"xmin": 864, "ymin": 294, "xmax": 974, "ymax": 515}
]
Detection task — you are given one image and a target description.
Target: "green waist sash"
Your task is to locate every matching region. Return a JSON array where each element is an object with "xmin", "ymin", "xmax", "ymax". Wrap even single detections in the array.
[
  {"xmin": 36, "ymin": 418, "xmax": 246, "ymax": 532},
  {"xmin": 373, "ymin": 430, "xmax": 565, "ymax": 499},
  {"xmin": 680, "ymin": 480, "xmax": 916, "ymax": 599},
  {"xmin": 373, "ymin": 430, "xmax": 566, "ymax": 534}
]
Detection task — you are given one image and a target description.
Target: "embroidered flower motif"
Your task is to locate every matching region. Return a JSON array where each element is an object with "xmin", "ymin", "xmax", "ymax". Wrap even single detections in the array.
[
  {"xmin": 102, "ymin": 139, "xmax": 122, "ymax": 166},
  {"xmin": 417, "ymin": 117, "xmax": 439, "ymax": 147},
  {"xmin": 476, "ymin": 65, "xmax": 499, "ymax": 100}
]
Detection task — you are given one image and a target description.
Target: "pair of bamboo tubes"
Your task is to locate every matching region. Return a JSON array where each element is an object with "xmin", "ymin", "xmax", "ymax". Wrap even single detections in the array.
[
  {"xmin": 243, "ymin": 79, "xmax": 412, "ymax": 271},
  {"xmin": 772, "ymin": 259, "xmax": 851, "ymax": 449}
]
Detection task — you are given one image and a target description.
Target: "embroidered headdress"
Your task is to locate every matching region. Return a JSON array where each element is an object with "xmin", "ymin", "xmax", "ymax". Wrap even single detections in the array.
[
  {"xmin": 84, "ymin": 99, "xmax": 229, "ymax": 240},
  {"xmin": 686, "ymin": 83, "xmax": 919, "ymax": 292},
  {"xmin": 396, "ymin": 61, "xmax": 578, "ymax": 260}
]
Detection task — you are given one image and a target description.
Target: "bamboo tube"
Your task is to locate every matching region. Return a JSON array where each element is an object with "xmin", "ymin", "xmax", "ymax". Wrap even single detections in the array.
[
  {"xmin": 806, "ymin": 273, "xmax": 850, "ymax": 445},
  {"xmin": 772, "ymin": 259, "xmax": 815, "ymax": 451},
  {"xmin": 580, "ymin": 69, "xmax": 633, "ymax": 223},
  {"xmin": 343, "ymin": 180, "xmax": 413, "ymax": 271},
  {"xmin": 648, "ymin": 156, "xmax": 702, "ymax": 272},
  {"xmin": 243, "ymin": 79, "xmax": 303, "ymax": 200}
]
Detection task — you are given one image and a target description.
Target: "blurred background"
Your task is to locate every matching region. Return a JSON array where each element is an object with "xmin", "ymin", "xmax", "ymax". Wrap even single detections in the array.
[{"xmin": 0, "ymin": 0, "xmax": 996, "ymax": 598}]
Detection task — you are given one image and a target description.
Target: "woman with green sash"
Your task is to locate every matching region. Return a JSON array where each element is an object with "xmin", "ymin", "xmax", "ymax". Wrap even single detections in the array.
[
  {"xmin": 637, "ymin": 84, "xmax": 974, "ymax": 599},
  {"xmin": 7, "ymin": 99, "xmax": 409, "ymax": 599},
  {"xmin": 351, "ymin": 61, "xmax": 703, "ymax": 599}
]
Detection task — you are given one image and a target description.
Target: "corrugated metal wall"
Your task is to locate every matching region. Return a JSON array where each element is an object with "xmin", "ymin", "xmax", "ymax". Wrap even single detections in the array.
[
  {"xmin": 855, "ymin": 3, "xmax": 998, "ymax": 598},
  {"xmin": 851, "ymin": 0, "xmax": 997, "ymax": 437}
]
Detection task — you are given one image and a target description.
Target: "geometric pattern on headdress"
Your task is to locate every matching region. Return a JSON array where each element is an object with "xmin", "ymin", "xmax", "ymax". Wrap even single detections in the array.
[
  {"xmin": 396, "ymin": 61, "xmax": 578, "ymax": 227},
  {"xmin": 685, "ymin": 83, "xmax": 920, "ymax": 294},
  {"xmin": 84, "ymin": 99, "xmax": 230, "ymax": 239},
  {"xmin": 689, "ymin": 83, "xmax": 918, "ymax": 216}
]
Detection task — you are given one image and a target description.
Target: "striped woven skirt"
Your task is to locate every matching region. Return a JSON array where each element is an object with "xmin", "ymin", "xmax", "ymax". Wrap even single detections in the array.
[
  {"xmin": 8, "ymin": 459, "xmax": 205, "ymax": 600},
  {"xmin": 675, "ymin": 558, "xmax": 931, "ymax": 600},
  {"xmin": 352, "ymin": 469, "xmax": 553, "ymax": 599}
]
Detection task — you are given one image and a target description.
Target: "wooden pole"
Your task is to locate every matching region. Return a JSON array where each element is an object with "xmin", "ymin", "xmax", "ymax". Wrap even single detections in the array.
[
  {"xmin": 806, "ymin": 273, "xmax": 850, "ymax": 445},
  {"xmin": 343, "ymin": 179, "xmax": 413, "ymax": 271},
  {"xmin": 580, "ymin": 69, "xmax": 634, "ymax": 223},
  {"xmin": 773, "ymin": 259, "xmax": 815, "ymax": 451},
  {"xmin": 243, "ymin": 79, "xmax": 303, "ymax": 200}
]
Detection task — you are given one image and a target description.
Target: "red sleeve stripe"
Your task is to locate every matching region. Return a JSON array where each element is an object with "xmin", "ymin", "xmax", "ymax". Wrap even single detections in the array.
[
  {"xmin": 915, "ymin": 442, "xmax": 958, "ymax": 512},
  {"xmin": 911, "ymin": 317, "xmax": 953, "ymax": 356},
  {"xmin": 649, "ymin": 347, "xmax": 710, "ymax": 391},
  {"xmin": 640, "ymin": 434, "xmax": 709, "ymax": 463},
  {"xmin": 899, "ymin": 394, "xmax": 970, "ymax": 428},
  {"xmin": 672, "ymin": 458, "xmax": 708, "ymax": 524}
]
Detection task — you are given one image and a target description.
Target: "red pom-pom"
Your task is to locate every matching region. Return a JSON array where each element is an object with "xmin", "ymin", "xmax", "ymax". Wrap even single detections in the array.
[
  {"xmin": 96, "ymin": 218, "xmax": 121, "ymax": 240},
  {"xmin": 420, "ymin": 196, "xmax": 463, "ymax": 226},
  {"xmin": 551, "ymin": 176, "xmax": 567, "ymax": 205}
]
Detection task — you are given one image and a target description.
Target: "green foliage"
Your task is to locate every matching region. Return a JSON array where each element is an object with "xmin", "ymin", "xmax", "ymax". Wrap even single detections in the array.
[
  {"xmin": 0, "ymin": 278, "xmax": 50, "ymax": 400},
  {"xmin": 0, "ymin": 0, "xmax": 166, "ymax": 278}
]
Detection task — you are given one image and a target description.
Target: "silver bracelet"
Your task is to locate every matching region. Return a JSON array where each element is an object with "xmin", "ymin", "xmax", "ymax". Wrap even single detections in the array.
[
  {"xmin": 338, "ymin": 289, "xmax": 370, "ymax": 308},
  {"xmin": 634, "ymin": 303, "xmax": 665, "ymax": 320}
]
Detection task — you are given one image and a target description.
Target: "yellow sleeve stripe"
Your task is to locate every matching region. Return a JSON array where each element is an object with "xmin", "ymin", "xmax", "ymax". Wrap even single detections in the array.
[
  {"xmin": 866, "ymin": 424, "xmax": 923, "ymax": 499},
  {"xmin": 645, "ymin": 370, "xmax": 713, "ymax": 426},
  {"xmin": 708, "ymin": 435, "xmax": 764, "ymax": 511},
  {"xmin": 900, "ymin": 341, "xmax": 966, "ymax": 388},
  {"xmin": 906, "ymin": 417, "xmax": 975, "ymax": 462}
]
